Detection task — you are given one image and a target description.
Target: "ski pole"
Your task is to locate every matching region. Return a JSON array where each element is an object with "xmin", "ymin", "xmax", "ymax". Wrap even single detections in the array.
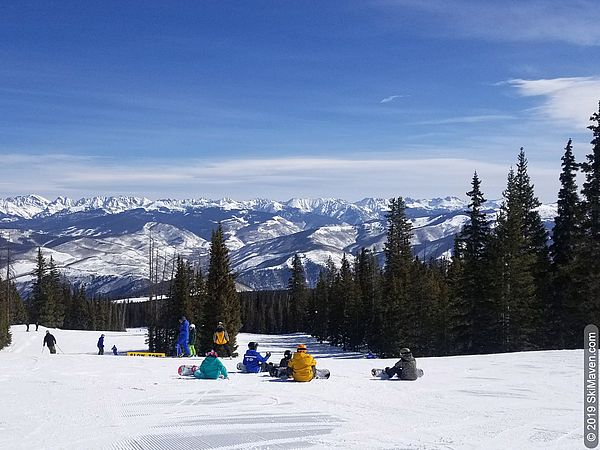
[
  {"xmin": 41, "ymin": 346, "xmax": 45, "ymax": 354},
  {"xmin": 56, "ymin": 345, "xmax": 64, "ymax": 354}
]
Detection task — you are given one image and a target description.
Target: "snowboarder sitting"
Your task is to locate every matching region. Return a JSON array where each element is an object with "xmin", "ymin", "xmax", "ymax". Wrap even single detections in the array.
[
  {"xmin": 43, "ymin": 330, "xmax": 57, "ymax": 354},
  {"xmin": 242, "ymin": 342, "xmax": 271, "ymax": 373},
  {"xmin": 193, "ymin": 350, "xmax": 229, "ymax": 380},
  {"xmin": 111, "ymin": 345, "xmax": 118, "ymax": 355},
  {"xmin": 384, "ymin": 348, "xmax": 420, "ymax": 381},
  {"xmin": 268, "ymin": 350, "xmax": 292, "ymax": 377},
  {"xmin": 97, "ymin": 334, "xmax": 105, "ymax": 355},
  {"xmin": 287, "ymin": 344, "xmax": 317, "ymax": 382}
]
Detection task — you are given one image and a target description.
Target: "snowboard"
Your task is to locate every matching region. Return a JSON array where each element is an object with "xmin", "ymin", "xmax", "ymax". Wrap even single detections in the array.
[
  {"xmin": 178, "ymin": 365, "xmax": 198, "ymax": 376},
  {"xmin": 278, "ymin": 368, "xmax": 330, "ymax": 380},
  {"xmin": 371, "ymin": 368, "xmax": 424, "ymax": 379}
]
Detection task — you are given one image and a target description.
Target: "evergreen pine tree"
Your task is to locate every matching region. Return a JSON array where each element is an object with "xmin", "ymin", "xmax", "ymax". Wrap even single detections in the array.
[
  {"xmin": 493, "ymin": 165, "xmax": 538, "ymax": 352},
  {"xmin": 353, "ymin": 248, "xmax": 380, "ymax": 351},
  {"xmin": 287, "ymin": 254, "xmax": 308, "ymax": 332},
  {"xmin": 201, "ymin": 224, "xmax": 241, "ymax": 355},
  {"xmin": 578, "ymin": 101, "xmax": 600, "ymax": 329},
  {"xmin": 381, "ymin": 197, "xmax": 413, "ymax": 357},
  {"xmin": 550, "ymin": 139, "xmax": 582, "ymax": 348},
  {"xmin": 457, "ymin": 172, "xmax": 497, "ymax": 353}
]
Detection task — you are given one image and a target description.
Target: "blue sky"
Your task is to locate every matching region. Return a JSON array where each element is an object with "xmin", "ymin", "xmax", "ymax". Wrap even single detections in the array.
[{"xmin": 1, "ymin": 1, "xmax": 599, "ymax": 202}]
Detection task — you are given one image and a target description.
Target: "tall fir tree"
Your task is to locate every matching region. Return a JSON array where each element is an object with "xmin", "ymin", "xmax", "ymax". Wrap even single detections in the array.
[
  {"xmin": 550, "ymin": 139, "xmax": 582, "ymax": 348},
  {"xmin": 30, "ymin": 248, "xmax": 47, "ymax": 327},
  {"xmin": 201, "ymin": 224, "xmax": 241, "ymax": 355},
  {"xmin": 381, "ymin": 197, "xmax": 413, "ymax": 357},
  {"xmin": 353, "ymin": 248, "xmax": 380, "ymax": 351},
  {"xmin": 287, "ymin": 253, "xmax": 308, "ymax": 332},
  {"xmin": 493, "ymin": 164, "xmax": 538, "ymax": 352},
  {"xmin": 515, "ymin": 148, "xmax": 551, "ymax": 346},
  {"xmin": 578, "ymin": 101, "xmax": 600, "ymax": 329},
  {"xmin": 457, "ymin": 172, "xmax": 497, "ymax": 353}
]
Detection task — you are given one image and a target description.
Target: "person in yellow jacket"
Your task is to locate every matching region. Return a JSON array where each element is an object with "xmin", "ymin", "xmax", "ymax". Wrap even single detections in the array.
[
  {"xmin": 287, "ymin": 344, "xmax": 317, "ymax": 382},
  {"xmin": 212, "ymin": 322, "xmax": 232, "ymax": 358}
]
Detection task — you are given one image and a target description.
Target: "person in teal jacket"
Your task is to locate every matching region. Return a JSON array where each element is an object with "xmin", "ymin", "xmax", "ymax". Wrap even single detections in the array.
[{"xmin": 193, "ymin": 350, "xmax": 229, "ymax": 379}]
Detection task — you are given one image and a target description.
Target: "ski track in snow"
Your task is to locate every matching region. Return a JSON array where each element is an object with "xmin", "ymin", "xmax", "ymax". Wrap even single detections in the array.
[{"xmin": 0, "ymin": 327, "xmax": 584, "ymax": 449}]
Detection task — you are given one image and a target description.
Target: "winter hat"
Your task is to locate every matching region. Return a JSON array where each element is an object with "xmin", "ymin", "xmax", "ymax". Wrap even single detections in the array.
[
  {"xmin": 284, "ymin": 350, "xmax": 292, "ymax": 358},
  {"xmin": 400, "ymin": 347, "xmax": 411, "ymax": 355},
  {"xmin": 248, "ymin": 342, "xmax": 258, "ymax": 350},
  {"xmin": 296, "ymin": 344, "xmax": 307, "ymax": 352},
  {"xmin": 190, "ymin": 324, "xmax": 195, "ymax": 329},
  {"xmin": 206, "ymin": 350, "xmax": 218, "ymax": 358}
]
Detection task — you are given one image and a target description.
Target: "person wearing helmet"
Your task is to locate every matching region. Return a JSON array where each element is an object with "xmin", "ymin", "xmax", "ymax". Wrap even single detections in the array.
[
  {"xmin": 384, "ymin": 348, "xmax": 419, "ymax": 380},
  {"xmin": 213, "ymin": 322, "xmax": 232, "ymax": 358},
  {"xmin": 268, "ymin": 349, "xmax": 293, "ymax": 377},
  {"xmin": 287, "ymin": 344, "xmax": 317, "ymax": 382},
  {"xmin": 242, "ymin": 342, "xmax": 272, "ymax": 373},
  {"xmin": 188, "ymin": 323, "xmax": 197, "ymax": 357},
  {"xmin": 97, "ymin": 334, "xmax": 105, "ymax": 355},
  {"xmin": 193, "ymin": 350, "xmax": 228, "ymax": 380}
]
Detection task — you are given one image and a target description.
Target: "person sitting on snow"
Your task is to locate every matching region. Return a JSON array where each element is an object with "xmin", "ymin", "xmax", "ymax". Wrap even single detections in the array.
[
  {"xmin": 384, "ymin": 348, "xmax": 419, "ymax": 380},
  {"xmin": 269, "ymin": 350, "xmax": 292, "ymax": 377},
  {"xmin": 242, "ymin": 341, "xmax": 271, "ymax": 373},
  {"xmin": 111, "ymin": 345, "xmax": 118, "ymax": 355},
  {"xmin": 193, "ymin": 350, "xmax": 228, "ymax": 379},
  {"xmin": 287, "ymin": 344, "xmax": 317, "ymax": 382}
]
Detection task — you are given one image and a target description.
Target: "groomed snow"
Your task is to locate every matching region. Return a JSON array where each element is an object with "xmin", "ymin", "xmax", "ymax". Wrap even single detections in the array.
[{"xmin": 1, "ymin": 326, "xmax": 583, "ymax": 449}]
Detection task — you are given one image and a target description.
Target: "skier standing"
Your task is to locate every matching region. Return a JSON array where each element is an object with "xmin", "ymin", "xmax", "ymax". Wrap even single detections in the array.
[
  {"xmin": 97, "ymin": 334, "xmax": 105, "ymax": 355},
  {"xmin": 193, "ymin": 350, "xmax": 228, "ymax": 379},
  {"xmin": 242, "ymin": 342, "xmax": 271, "ymax": 373},
  {"xmin": 287, "ymin": 344, "xmax": 317, "ymax": 382},
  {"xmin": 43, "ymin": 330, "xmax": 57, "ymax": 354},
  {"xmin": 188, "ymin": 323, "xmax": 197, "ymax": 357},
  {"xmin": 212, "ymin": 322, "xmax": 232, "ymax": 358},
  {"xmin": 384, "ymin": 348, "xmax": 419, "ymax": 380},
  {"xmin": 178, "ymin": 316, "xmax": 191, "ymax": 357}
]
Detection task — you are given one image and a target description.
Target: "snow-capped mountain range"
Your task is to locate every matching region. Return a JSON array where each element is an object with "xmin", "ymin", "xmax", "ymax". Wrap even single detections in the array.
[{"xmin": 0, "ymin": 195, "xmax": 557, "ymax": 297}]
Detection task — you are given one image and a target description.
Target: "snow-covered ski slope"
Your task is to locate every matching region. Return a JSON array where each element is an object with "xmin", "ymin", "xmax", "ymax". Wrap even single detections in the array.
[{"xmin": 1, "ymin": 326, "xmax": 583, "ymax": 449}]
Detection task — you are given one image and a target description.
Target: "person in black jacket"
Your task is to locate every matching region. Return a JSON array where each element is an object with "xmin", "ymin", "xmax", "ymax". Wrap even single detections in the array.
[
  {"xmin": 43, "ymin": 331, "xmax": 57, "ymax": 354},
  {"xmin": 269, "ymin": 350, "xmax": 292, "ymax": 377}
]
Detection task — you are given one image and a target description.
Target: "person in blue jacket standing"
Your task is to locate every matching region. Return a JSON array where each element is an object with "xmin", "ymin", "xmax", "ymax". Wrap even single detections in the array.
[
  {"xmin": 97, "ymin": 334, "xmax": 105, "ymax": 355},
  {"xmin": 194, "ymin": 350, "xmax": 228, "ymax": 379},
  {"xmin": 178, "ymin": 316, "xmax": 190, "ymax": 357},
  {"xmin": 242, "ymin": 342, "xmax": 271, "ymax": 373}
]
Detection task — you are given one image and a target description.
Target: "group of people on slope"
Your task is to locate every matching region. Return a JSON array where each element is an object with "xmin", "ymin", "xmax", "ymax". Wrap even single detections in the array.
[
  {"xmin": 96, "ymin": 334, "xmax": 118, "ymax": 355},
  {"xmin": 176, "ymin": 317, "xmax": 231, "ymax": 358},
  {"xmin": 241, "ymin": 342, "xmax": 319, "ymax": 382}
]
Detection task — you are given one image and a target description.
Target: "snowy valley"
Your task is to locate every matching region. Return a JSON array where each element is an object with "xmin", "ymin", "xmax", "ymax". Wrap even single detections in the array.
[{"xmin": 0, "ymin": 195, "xmax": 557, "ymax": 297}]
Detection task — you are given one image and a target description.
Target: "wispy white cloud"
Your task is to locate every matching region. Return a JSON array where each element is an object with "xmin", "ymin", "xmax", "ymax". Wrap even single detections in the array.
[
  {"xmin": 380, "ymin": 95, "xmax": 405, "ymax": 104},
  {"xmin": 0, "ymin": 153, "xmax": 560, "ymax": 202},
  {"xmin": 382, "ymin": 0, "xmax": 600, "ymax": 46},
  {"xmin": 501, "ymin": 77, "xmax": 600, "ymax": 127},
  {"xmin": 418, "ymin": 115, "xmax": 515, "ymax": 125}
]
